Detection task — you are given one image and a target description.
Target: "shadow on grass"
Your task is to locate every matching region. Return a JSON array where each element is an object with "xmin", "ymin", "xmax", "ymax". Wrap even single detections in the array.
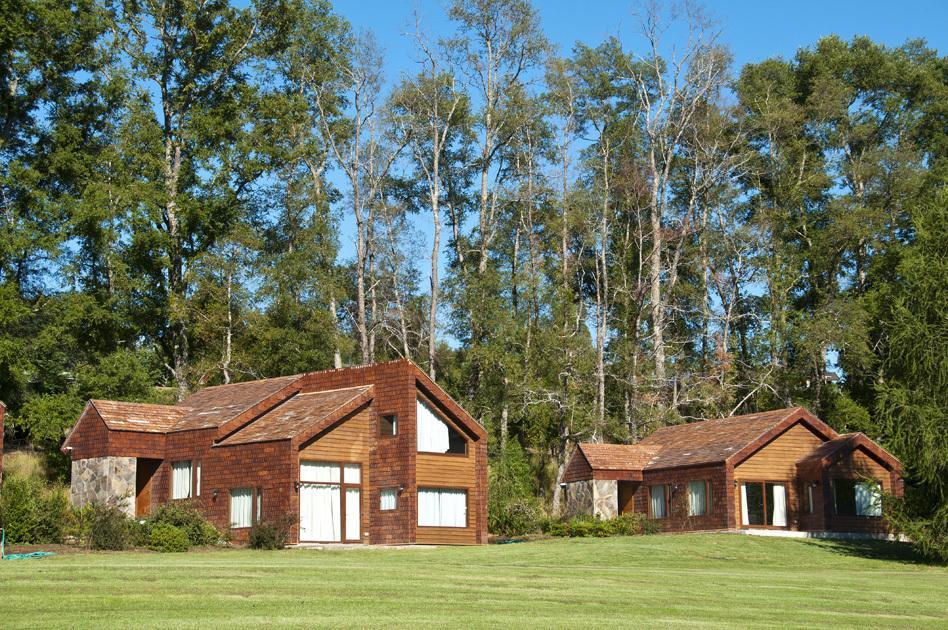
[{"xmin": 810, "ymin": 538, "xmax": 935, "ymax": 565}]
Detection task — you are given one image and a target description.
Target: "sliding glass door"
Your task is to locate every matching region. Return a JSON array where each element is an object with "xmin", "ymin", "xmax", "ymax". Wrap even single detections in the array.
[
  {"xmin": 299, "ymin": 461, "xmax": 362, "ymax": 543},
  {"xmin": 740, "ymin": 482, "xmax": 787, "ymax": 527}
]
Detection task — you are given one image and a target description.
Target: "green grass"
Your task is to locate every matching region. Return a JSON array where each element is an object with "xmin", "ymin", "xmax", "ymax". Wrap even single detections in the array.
[{"xmin": 1, "ymin": 534, "xmax": 946, "ymax": 629}]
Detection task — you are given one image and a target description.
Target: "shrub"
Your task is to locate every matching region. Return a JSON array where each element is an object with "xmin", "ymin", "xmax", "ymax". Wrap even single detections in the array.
[
  {"xmin": 148, "ymin": 502, "xmax": 220, "ymax": 546},
  {"xmin": 248, "ymin": 517, "xmax": 292, "ymax": 550},
  {"xmin": 0, "ymin": 472, "xmax": 72, "ymax": 544},
  {"xmin": 543, "ymin": 513, "xmax": 659, "ymax": 538},
  {"xmin": 488, "ymin": 442, "xmax": 543, "ymax": 536},
  {"xmin": 89, "ymin": 501, "xmax": 133, "ymax": 550},
  {"xmin": 148, "ymin": 523, "xmax": 189, "ymax": 552},
  {"xmin": 886, "ymin": 495, "xmax": 948, "ymax": 564}
]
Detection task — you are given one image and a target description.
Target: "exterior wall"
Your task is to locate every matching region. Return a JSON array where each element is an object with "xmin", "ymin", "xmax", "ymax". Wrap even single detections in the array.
[
  {"xmin": 636, "ymin": 465, "xmax": 730, "ymax": 532},
  {"xmin": 592, "ymin": 479, "xmax": 618, "ymax": 519},
  {"xmin": 563, "ymin": 480, "xmax": 594, "ymax": 517},
  {"xmin": 415, "ymin": 451, "xmax": 478, "ymax": 544},
  {"xmin": 562, "ymin": 449, "xmax": 593, "ymax": 483},
  {"xmin": 296, "ymin": 406, "xmax": 372, "ymax": 543},
  {"xmin": 71, "ymin": 456, "xmax": 136, "ymax": 516},
  {"xmin": 733, "ymin": 423, "xmax": 827, "ymax": 530},
  {"xmin": 823, "ymin": 448, "xmax": 895, "ymax": 534}
]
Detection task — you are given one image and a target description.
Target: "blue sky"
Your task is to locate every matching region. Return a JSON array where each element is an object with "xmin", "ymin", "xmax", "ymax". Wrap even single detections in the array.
[{"xmin": 328, "ymin": 0, "xmax": 948, "ymax": 263}]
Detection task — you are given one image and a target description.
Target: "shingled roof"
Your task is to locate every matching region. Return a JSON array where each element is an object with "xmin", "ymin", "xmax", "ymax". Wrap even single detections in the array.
[
  {"xmin": 577, "ymin": 443, "xmax": 661, "ymax": 470},
  {"xmin": 172, "ymin": 374, "xmax": 303, "ymax": 431},
  {"xmin": 638, "ymin": 407, "xmax": 815, "ymax": 470},
  {"xmin": 217, "ymin": 385, "xmax": 373, "ymax": 446},
  {"xmin": 797, "ymin": 432, "xmax": 901, "ymax": 472},
  {"xmin": 90, "ymin": 400, "xmax": 190, "ymax": 433}
]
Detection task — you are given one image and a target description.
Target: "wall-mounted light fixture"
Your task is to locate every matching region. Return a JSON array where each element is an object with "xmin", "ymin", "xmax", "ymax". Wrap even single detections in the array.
[
  {"xmin": 212, "ymin": 489, "xmax": 219, "ymax": 500},
  {"xmin": 294, "ymin": 481, "xmax": 302, "ymax": 492},
  {"xmin": 398, "ymin": 485, "xmax": 405, "ymax": 494}
]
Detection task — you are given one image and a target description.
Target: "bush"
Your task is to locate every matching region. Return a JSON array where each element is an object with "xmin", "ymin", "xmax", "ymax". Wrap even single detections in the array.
[
  {"xmin": 148, "ymin": 523, "xmax": 189, "ymax": 552},
  {"xmin": 488, "ymin": 442, "xmax": 543, "ymax": 536},
  {"xmin": 0, "ymin": 473, "xmax": 72, "ymax": 544},
  {"xmin": 543, "ymin": 513, "xmax": 659, "ymax": 538},
  {"xmin": 248, "ymin": 517, "xmax": 292, "ymax": 550},
  {"xmin": 148, "ymin": 502, "xmax": 220, "ymax": 546},
  {"xmin": 886, "ymin": 495, "xmax": 948, "ymax": 564},
  {"xmin": 89, "ymin": 501, "xmax": 133, "ymax": 550}
]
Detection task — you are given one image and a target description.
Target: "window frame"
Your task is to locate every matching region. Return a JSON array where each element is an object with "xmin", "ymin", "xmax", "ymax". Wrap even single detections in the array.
[
  {"xmin": 298, "ymin": 460, "xmax": 364, "ymax": 542},
  {"xmin": 379, "ymin": 414, "xmax": 398, "ymax": 437},
  {"xmin": 739, "ymin": 480, "xmax": 789, "ymax": 528},
  {"xmin": 648, "ymin": 484, "xmax": 671, "ymax": 519},
  {"xmin": 416, "ymin": 486, "xmax": 469, "ymax": 528},
  {"xmin": 416, "ymin": 395, "xmax": 468, "ymax": 456},
  {"xmin": 833, "ymin": 478, "xmax": 882, "ymax": 518},
  {"xmin": 379, "ymin": 487, "xmax": 398, "ymax": 511},
  {"xmin": 686, "ymin": 479, "xmax": 712, "ymax": 517},
  {"xmin": 229, "ymin": 487, "xmax": 254, "ymax": 529},
  {"xmin": 171, "ymin": 460, "xmax": 193, "ymax": 500}
]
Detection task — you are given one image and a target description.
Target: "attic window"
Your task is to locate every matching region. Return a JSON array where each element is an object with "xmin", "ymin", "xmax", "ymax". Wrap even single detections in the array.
[
  {"xmin": 417, "ymin": 399, "xmax": 466, "ymax": 455},
  {"xmin": 380, "ymin": 414, "xmax": 397, "ymax": 437}
]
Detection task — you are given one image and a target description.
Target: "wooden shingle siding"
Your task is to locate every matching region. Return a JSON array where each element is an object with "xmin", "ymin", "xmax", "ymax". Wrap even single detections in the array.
[
  {"xmin": 633, "ymin": 465, "xmax": 730, "ymax": 532},
  {"xmin": 562, "ymin": 449, "xmax": 593, "ymax": 483}
]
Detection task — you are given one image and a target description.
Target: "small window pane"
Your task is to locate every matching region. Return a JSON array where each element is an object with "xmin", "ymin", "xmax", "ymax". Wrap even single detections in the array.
[
  {"xmin": 300, "ymin": 461, "xmax": 340, "ymax": 483},
  {"xmin": 649, "ymin": 485, "xmax": 666, "ymax": 518},
  {"xmin": 380, "ymin": 488, "xmax": 397, "ymax": 511},
  {"xmin": 230, "ymin": 488, "xmax": 252, "ymax": 528},
  {"xmin": 834, "ymin": 479, "xmax": 858, "ymax": 516},
  {"xmin": 172, "ymin": 461, "xmax": 192, "ymax": 499},
  {"xmin": 743, "ymin": 483, "xmax": 764, "ymax": 525},
  {"xmin": 687, "ymin": 480, "xmax": 707, "ymax": 516},
  {"xmin": 195, "ymin": 462, "xmax": 202, "ymax": 497},
  {"xmin": 256, "ymin": 487, "xmax": 263, "ymax": 522},
  {"xmin": 381, "ymin": 415, "xmax": 397, "ymax": 436},
  {"xmin": 855, "ymin": 482, "xmax": 882, "ymax": 516},
  {"xmin": 343, "ymin": 464, "xmax": 361, "ymax": 484}
]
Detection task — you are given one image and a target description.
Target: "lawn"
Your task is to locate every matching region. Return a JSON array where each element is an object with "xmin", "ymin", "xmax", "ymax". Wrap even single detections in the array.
[{"xmin": 1, "ymin": 534, "xmax": 946, "ymax": 629}]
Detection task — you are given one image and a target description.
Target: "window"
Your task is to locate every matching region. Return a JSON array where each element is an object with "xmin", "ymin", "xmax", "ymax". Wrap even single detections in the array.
[
  {"xmin": 418, "ymin": 488, "xmax": 467, "ymax": 527},
  {"xmin": 171, "ymin": 461, "xmax": 192, "ymax": 499},
  {"xmin": 834, "ymin": 479, "xmax": 882, "ymax": 517},
  {"xmin": 343, "ymin": 464, "xmax": 361, "ymax": 484},
  {"xmin": 230, "ymin": 488, "xmax": 252, "ymax": 528},
  {"xmin": 807, "ymin": 484, "xmax": 815, "ymax": 514},
  {"xmin": 256, "ymin": 487, "xmax": 263, "ymax": 523},
  {"xmin": 195, "ymin": 461, "xmax": 202, "ymax": 497},
  {"xmin": 380, "ymin": 414, "xmax": 397, "ymax": 437},
  {"xmin": 687, "ymin": 480, "xmax": 710, "ymax": 517},
  {"xmin": 300, "ymin": 461, "xmax": 341, "ymax": 483},
  {"xmin": 740, "ymin": 482, "xmax": 787, "ymax": 527},
  {"xmin": 649, "ymin": 485, "xmax": 668, "ymax": 519},
  {"xmin": 417, "ymin": 399, "xmax": 466, "ymax": 455},
  {"xmin": 380, "ymin": 488, "xmax": 397, "ymax": 511}
]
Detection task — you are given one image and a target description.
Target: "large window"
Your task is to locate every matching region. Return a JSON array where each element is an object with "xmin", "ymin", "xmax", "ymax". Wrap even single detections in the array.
[
  {"xmin": 834, "ymin": 479, "xmax": 882, "ymax": 517},
  {"xmin": 230, "ymin": 488, "xmax": 253, "ymax": 528},
  {"xmin": 298, "ymin": 461, "xmax": 363, "ymax": 543},
  {"xmin": 649, "ymin": 484, "xmax": 668, "ymax": 519},
  {"xmin": 687, "ymin": 480, "xmax": 710, "ymax": 517},
  {"xmin": 418, "ymin": 488, "xmax": 467, "ymax": 527},
  {"xmin": 740, "ymin": 482, "xmax": 787, "ymax": 527},
  {"xmin": 417, "ymin": 399, "xmax": 466, "ymax": 455},
  {"xmin": 171, "ymin": 461, "xmax": 192, "ymax": 499}
]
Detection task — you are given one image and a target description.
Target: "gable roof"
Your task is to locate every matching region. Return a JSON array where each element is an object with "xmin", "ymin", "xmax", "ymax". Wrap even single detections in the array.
[
  {"xmin": 216, "ymin": 385, "xmax": 374, "ymax": 446},
  {"xmin": 797, "ymin": 432, "xmax": 901, "ymax": 472},
  {"xmin": 578, "ymin": 443, "xmax": 661, "ymax": 470},
  {"xmin": 638, "ymin": 407, "xmax": 835, "ymax": 470},
  {"xmin": 173, "ymin": 374, "xmax": 303, "ymax": 431},
  {"xmin": 90, "ymin": 400, "xmax": 190, "ymax": 433}
]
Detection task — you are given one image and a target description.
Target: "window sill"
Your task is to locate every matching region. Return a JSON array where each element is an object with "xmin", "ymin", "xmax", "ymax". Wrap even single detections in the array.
[{"xmin": 417, "ymin": 451, "xmax": 468, "ymax": 457}]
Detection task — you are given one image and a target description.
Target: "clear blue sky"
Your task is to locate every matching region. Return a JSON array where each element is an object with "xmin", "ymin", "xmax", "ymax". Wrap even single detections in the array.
[{"xmin": 327, "ymin": 0, "xmax": 947, "ymax": 265}]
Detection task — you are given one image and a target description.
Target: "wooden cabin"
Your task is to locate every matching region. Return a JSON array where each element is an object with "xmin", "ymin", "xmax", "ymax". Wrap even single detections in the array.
[
  {"xmin": 560, "ymin": 407, "xmax": 902, "ymax": 535},
  {"xmin": 62, "ymin": 360, "xmax": 488, "ymax": 545}
]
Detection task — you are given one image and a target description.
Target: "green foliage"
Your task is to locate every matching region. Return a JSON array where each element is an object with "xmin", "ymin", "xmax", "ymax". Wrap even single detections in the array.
[
  {"xmin": 543, "ymin": 513, "xmax": 659, "ymax": 538},
  {"xmin": 248, "ymin": 517, "xmax": 293, "ymax": 550},
  {"xmin": 148, "ymin": 523, "xmax": 190, "ymax": 553},
  {"xmin": 886, "ymin": 496, "xmax": 948, "ymax": 564},
  {"xmin": 488, "ymin": 442, "xmax": 543, "ymax": 536},
  {"xmin": 88, "ymin": 502, "xmax": 134, "ymax": 551},
  {"xmin": 148, "ymin": 502, "xmax": 221, "ymax": 547},
  {"xmin": 0, "ymin": 473, "xmax": 71, "ymax": 544}
]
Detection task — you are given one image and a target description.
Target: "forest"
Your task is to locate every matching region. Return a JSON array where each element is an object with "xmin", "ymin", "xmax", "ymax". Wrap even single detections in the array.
[{"xmin": 1, "ymin": 0, "xmax": 945, "ymax": 542}]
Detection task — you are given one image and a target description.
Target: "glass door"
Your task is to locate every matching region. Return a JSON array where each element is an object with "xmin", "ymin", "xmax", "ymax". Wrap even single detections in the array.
[{"xmin": 740, "ymin": 482, "xmax": 787, "ymax": 527}]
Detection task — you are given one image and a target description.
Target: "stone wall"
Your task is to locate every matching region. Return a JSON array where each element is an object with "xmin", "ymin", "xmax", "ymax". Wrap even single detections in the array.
[
  {"xmin": 592, "ymin": 479, "xmax": 618, "ymax": 519},
  {"xmin": 71, "ymin": 456, "xmax": 136, "ymax": 517},
  {"xmin": 563, "ymin": 480, "xmax": 593, "ymax": 517}
]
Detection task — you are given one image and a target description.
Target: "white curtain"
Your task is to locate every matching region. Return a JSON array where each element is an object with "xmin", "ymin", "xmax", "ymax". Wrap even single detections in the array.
[
  {"xmin": 856, "ymin": 482, "xmax": 882, "ymax": 516},
  {"xmin": 300, "ymin": 484, "xmax": 341, "ymax": 542},
  {"xmin": 300, "ymin": 461, "xmax": 339, "ymax": 483},
  {"xmin": 417, "ymin": 400, "xmax": 450, "ymax": 453},
  {"xmin": 771, "ymin": 484, "xmax": 787, "ymax": 526},
  {"xmin": 344, "ymin": 464, "xmax": 361, "ymax": 484},
  {"xmin": 195, "ymin": 462, "xmax": 201, "ymax": 497},
  {"xmin": 172, "ymin": 461, "xmax": 192, "ymax": 499},
  {"xmin": 418, "ymin": 489, "xmax": 467, "ymax": 527},
  {"xmin": 380, "ymin": 489, "xmax": 396, "ymax": 511},
  {"xmin": 230, "ymin": 488, "xmax": 252, "ymax": 528},
  {"xmin": 345, "ymin": 489, "xmax": 361, "ymax": 540},
  {"xmin": 650, "ymin": 485, "xmax": 666, "ymax": 518},
  {"xmin": 688, "ymin": 481, "xmax": 707, "ymax": 516},
  {"xmin": 740, "ymin": 484, "xmax": 749, "ymax": 526}
]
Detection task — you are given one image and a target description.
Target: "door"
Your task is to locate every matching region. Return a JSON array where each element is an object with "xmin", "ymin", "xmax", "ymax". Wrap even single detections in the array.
[
  {"xmin": 135, "ymin": 458, "xmax": 161, "ymax": 518},
  {"xmin": 299, "ymin": 483, "xmax": 341, "ymax": 542},
  {"xmin": 740, "ymin": 482, "xmax": 787, "ymax": 527},
  {"xmin": 617, "ymin": 480, "xmax": 640, "ymax": 515}
]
